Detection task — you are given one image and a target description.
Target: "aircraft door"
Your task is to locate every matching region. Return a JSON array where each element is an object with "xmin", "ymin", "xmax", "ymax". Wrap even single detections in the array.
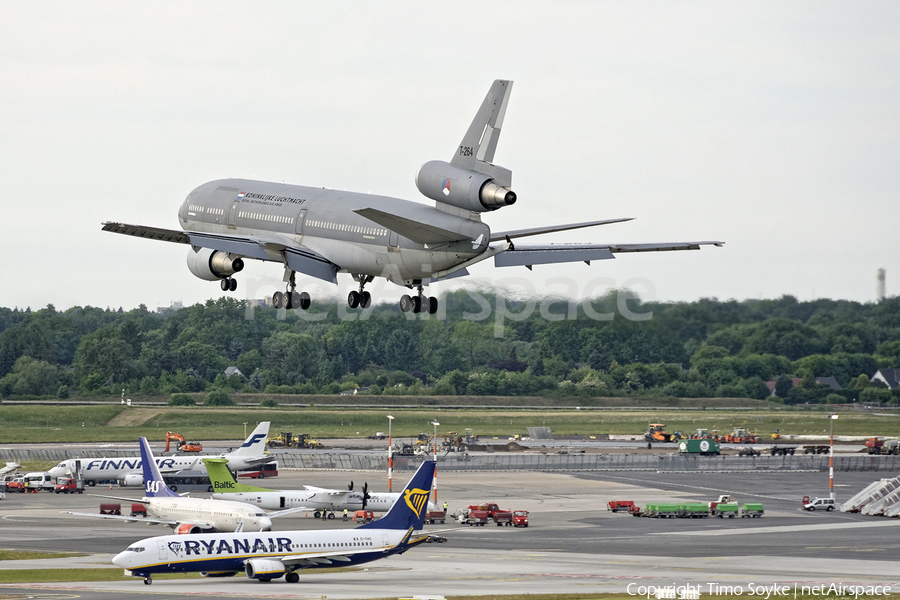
[
  {"xmin": 227, "ymin": 199, "xmax": 241, "ymax": 228},
  {"xmin": 388, "ymin": 231, "xmax": 400, "ymax": 250},
  {"xmin": 294, "ymin": 209, "xmax": 307, "ymax": 236},
  {"xmin": 280, "ymin": 496, "xmax": 286, "ymax": 509},
  {"xmin": 157, "ymin": 541, "xmax": 168, "ymax": 561}
]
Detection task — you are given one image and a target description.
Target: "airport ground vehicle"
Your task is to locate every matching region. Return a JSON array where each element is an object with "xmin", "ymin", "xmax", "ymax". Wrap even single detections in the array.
[
  {"xmin": 711, "ymin": 502, "xmax": 739, "ymax": 518},
  {"xmin": 467, "ymin": 503, "xmax": 512, "ymax": 524},
  {"xmin": 353, "ymin": 510, "xmax": 374, "ymax": 523},
  {"xmin": 738, "ymin": 447, "xmax": 761, "ymax": 457},
  {"xmin": 24, "ymin": 472, "xmax": 55, "ymax": 492},
  {"xmin": 368, "ymin": 432, "xmax": 387, "ymax": 440},
  {"xmin": 802, "ymin": 497, "xmax": 835, "ymax": 511},
  {"xmin": 54, "ymin": 477, "xmax": 84, "ymax": 494},
  {"xmin": 268, "ymin": 432, "xmax": 324, "ymax": 449},
  {"xmin": 644, "ymin": 424, "xmax": 682, "ymax": 443},
  {"xmin": 100, "ymin": 503, "xmax": 122, "ymax": 515},
  {"xmin": 513, "ymin": 510, "xmax": 529, "ymax": 527},
  {"xmin": 608, "ymin": 500, "xmax": 636, "ymax": 513},
  {"xmin": 131, "ymin": 503, "xmax": 148, "ymax": 517},
  {"xmin": 165, "ymin": 431, "xmax": 202, "ymax": 453},
  {"xmin": 6, "ymin": 477, "xmax": 25, "ymax": 493},
  {"xmin": 677, "ymin": 503, "xmax": 711, "ymax": 518},
  {"xmin": 425, "ymin": 510, "xmax": 446, "ymax": 524},
  {"xmin": 237, "ymin": 461, "xmax": 278, "ymax": 479},
  {"xmin": 678, "ymin": 439, "xmax": 720, "ymax": 455},
  {"xmin": 463, "ymin": 509, "xmax": 490, "ymax": 526},
  {"xmin": 740, "ymin": 503, "xmax": 765, "ymax": 518},
  {"xmin": 722, "ymin": 428, "xmax": 761, "ymax": 444},
  {"xmin": 865, "ymin": 437, "xmax": 900, "ymax": 455}
]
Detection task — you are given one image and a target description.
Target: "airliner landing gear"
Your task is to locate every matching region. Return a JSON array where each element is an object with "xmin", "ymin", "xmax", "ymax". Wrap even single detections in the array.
[
  {"xmin": 348, "ymin": 275, "xmax": 373, "ymax": 309},
  {"xmin": 219, "ymin": 277, "xmax": 237, "ymax": 292},
  {"xmin": 143, "ymin": 576, "xmax": 152, "ymax": 585},
  {"xmin": 286, "ymin": 571, "xmax": 300, "ymax": 583},
  {"xmin": 273, "ymin": 272, "xmax": 311, "ymax": 310},
  {"xmin": 400, "ymin": 285, "xmax": 438, "ymax": 314}
]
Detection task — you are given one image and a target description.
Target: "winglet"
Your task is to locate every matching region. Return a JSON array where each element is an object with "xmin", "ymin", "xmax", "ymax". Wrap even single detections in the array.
[
  {"xmin": 204, "ymin": 457, "xmax": 270, "ymax": 493},
  {"xmin": 229, "ymin": 422, "xmax": 270, "ymax": 456},
  {"xmin": 139, "ymin": 437, "xmax": 179, "ymax": 498},
  {"xmin": 358, "ymin": 461, "xmax": 435, "ymax": 531}
]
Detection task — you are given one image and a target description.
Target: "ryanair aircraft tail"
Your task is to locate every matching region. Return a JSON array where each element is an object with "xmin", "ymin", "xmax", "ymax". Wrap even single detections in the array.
[
  {"xmin": 139, "ymin": 437, "xmax": 179, "ymax": 498},
  {"xmin": 203, "ymin": 457, "xmax": 268, "ymax": 493},
  {"xmin": 358, "ymin": 460, "xmax": 435, "ymax": 531}
]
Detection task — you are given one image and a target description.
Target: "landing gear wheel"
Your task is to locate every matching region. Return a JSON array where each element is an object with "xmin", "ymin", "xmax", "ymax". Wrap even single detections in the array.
[
  {"xmin": 229, "ymin": 278, "xmax": 237, "ymax": 291},
  {"xmin": 348, "ymin": 290, "xmax": 360, "ymax": 309},
  {"xmin": 144, "ymin": 577, "xmax": 152, "ymax": 585},
  {"xmin": 273, "ymin": 291, "xmax": 284, "ymax": 309},
  {"xmin": 313, "ymin": 511, "xmax": 321, "ymax": 519},
  {"xmin": 220, "ymin": 279, "xmax": 229, "ymax": 291},
  {"xmin": 400, "ymin": 294, "xmax": 412, "ymax": 312},
  {"xmin": 299, "ymin": 292, "xmax": 311, "ymax": 310},
  {"xmin": 290, "ymin": 291, "xmax": 301, "ymax": 309},
  {"xmin": 411, "ymin": 296, "xmax": 422, "ymax": 313},
  {"xmin": 360, "ymin": 291, "xmax": 372, "ymax": 309},
  {"xmin": 327, "ymin": 512, "xmax": 335, "ymax": 520},
  {"xmin": 428, "ymin": 296, "xmax": 438, "ymax": 315},
  {"xmin": 286, "ymin": 571, "xmax": 300, "ymax": 583}
]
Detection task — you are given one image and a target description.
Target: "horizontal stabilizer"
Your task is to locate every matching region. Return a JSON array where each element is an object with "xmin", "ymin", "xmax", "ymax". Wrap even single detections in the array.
[
  {"xmin": 490, "ymin": 218, "xmax": 634, "ymax": 241},
  {"xmin": 353, "ymin": 208, "xmax": 470, "ymax": 244}
]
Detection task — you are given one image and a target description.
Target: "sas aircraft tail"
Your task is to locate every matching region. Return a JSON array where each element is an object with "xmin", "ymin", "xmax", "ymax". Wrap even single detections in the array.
[
  {"xmin": 203, "ymin": 457, "xmax": 269, "ymax": 493},
  {"xmin": 139, "ymin": 437, "xmax": 179, "ymax": 498},
  {"xmin": 358, "ymin": 460, "xmax": 435, "ymax": 531},
  {"xmin": 229, "ymin": 421, "xmax": 271, "ymax": 457}
]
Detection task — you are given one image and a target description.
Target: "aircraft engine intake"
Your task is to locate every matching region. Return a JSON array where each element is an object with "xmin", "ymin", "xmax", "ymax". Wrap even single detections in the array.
[
  {"xmin": 175, "ymin": 523, "xmax": 203, "ymax": 535},
  {"xmin": 244, "ymin": 558, "xmax": 286, "ymax": 580},
  {"xmin": 186, "ymin": 247, "xmax": 245, "ymax": 281},
  {"xmin": 416, "ymin": 160, "xmax": 516, "ymax": 212},
  {"xmin": 122, "ymin": 473, "xmax": 144, "ymax": 487}
]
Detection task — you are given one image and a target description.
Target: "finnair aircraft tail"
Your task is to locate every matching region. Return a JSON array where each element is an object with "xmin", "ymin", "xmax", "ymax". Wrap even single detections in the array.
[
  {"xmin": 139, "ymin": 437, "xmax": 179, "ymax": 498},
  {"xmin": 228, "ymin": 422, "xmax": 270, "ymax": 457}
]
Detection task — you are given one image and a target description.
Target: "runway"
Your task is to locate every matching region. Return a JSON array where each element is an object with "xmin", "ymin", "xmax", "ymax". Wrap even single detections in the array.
[{"xmin": 2, "ymin": 468, "xmax": 899, "ymax": 598}]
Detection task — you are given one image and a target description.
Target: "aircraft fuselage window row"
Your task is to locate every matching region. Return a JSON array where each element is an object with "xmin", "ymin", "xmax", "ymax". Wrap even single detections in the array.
[
  {"xmin": 187, "ymin": 204, "xmax": 224, "ymax": 216},
  {"xmin": 307, "ymin": 219, "xmax": 387, "ymax": 237}
]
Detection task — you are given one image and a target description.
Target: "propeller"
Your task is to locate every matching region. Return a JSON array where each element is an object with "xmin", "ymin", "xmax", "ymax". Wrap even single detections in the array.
[
  {"xmin": 348, "ymin": 481, "xmax": 353, "ymax": 491},
  {"xmin": 362, "ymin": 482, "xmax": 370, "ymax": 510}
]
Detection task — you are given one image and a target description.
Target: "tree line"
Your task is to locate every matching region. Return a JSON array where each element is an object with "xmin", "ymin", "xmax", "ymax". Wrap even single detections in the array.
[{"xmin": 1, "ymin": 290, "xmax": 899, "ymax": 405}]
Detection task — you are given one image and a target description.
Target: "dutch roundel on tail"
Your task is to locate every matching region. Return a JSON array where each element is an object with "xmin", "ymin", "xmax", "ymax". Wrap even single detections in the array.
[
  {"xmin": 112, "ymin": 461, "xmax": 441, "ymax": 585},
  {"xmin": 103, "ymin": 80, "xmax": 722, "ymax": 313}
]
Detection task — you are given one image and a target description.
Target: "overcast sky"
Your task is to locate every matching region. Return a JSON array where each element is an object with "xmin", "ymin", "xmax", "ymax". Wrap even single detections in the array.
[{"xmin": 2, "ymin": 2, "xmax": 897, "ymax": 312}]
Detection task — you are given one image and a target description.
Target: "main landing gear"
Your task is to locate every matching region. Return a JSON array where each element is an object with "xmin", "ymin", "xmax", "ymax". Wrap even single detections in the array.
[
  {"xmin": 219, "ymin": 277, "xmax": 237, "ymax": 292},
  {"xmin": 400, "ymin": 285, "xmax": 438, "ymax": 314},
  {"xmin": 273, "ymin": 271, "xmax": 311, "ymax": 310},
  {"xmin": 347, "ymin": 275, "xmax": 373, "ymax": 309}
]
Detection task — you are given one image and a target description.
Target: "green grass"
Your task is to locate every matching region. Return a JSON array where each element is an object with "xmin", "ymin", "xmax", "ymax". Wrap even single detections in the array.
[
  {"xmin": 0, "ymin": 568, "xmax": 204, "ymax": 583},
  {"xmin": 0, "ymin": 549, "xmax": 86, "ymax": 561},
  {"xmin": 0, "ymin": 404, "xmax": 898, "ymax": 444}
]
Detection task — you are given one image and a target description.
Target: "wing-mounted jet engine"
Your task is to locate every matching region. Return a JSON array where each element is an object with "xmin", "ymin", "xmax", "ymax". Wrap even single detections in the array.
[{"xmin": 102, "ymin": 79, "xmax": 722, "ymax": 314}]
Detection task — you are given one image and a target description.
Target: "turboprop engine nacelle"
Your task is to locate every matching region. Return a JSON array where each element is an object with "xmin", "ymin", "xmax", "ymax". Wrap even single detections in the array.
[
  {"xmin": 122, "ymin": 473, "xmax": 144, "ymax": 487},
  {"xmin": 245, "ymin": 558, "xmax": 286, "ymax": 580},
  {"xmin": 186, "ymin": 247, "xmax": 244, "ymax": 281},
  {"xmin": 416, "ymin": 160, "xmax": 516, "ymax": 212}
]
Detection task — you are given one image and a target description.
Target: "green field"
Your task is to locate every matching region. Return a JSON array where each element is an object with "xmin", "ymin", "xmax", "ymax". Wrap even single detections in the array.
[{"xmin": 0, "ymin": 402, "xmax": 897, "ymax": 443}]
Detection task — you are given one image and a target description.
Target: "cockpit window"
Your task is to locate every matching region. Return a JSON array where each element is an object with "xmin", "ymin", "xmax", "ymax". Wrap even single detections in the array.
[{"xmin": 124, "ymin": 546, "xmax": 145, "ymax": 553}]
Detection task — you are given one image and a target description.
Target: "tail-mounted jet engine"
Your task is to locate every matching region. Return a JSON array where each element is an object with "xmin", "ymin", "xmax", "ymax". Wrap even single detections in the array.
[
  {"xmin": 415, "ymin": 160, "xmax": 516, "ymax": 212},
  {"xmin": 186, "ymin": 247, "xmax": 244, "ymax": 291}
]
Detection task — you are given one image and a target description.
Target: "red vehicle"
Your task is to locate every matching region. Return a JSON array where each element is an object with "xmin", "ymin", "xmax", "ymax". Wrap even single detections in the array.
[
  {"xmin": 465, "ymin": 509, "xmax": 490, "ymax": 526},
  {"xmin": 608, "ymin": 500, "xmax": 636, "ymax": 513},
  {"xmin": 131, "ymin": 503, "xmax": 147, "ymax": 517},
  {"xmin": 513, "ymin": 510, "xmax": 529, "ymax": 527},
  {"xmin": 426, "ymin": 510, "xmax": 446, "ymax": 524},
  {"xmin": 467, "ymin": 503, "xmax": 513, "ymax": 525},
  {"xmin": 353, "ymin": 510, "xmax": 374, "ymax": 523},
  {"xmin": 99, "ymin": 503, "xmax": 122, "ymax": 515},
  {"xmin": 6, "ymin": 478, "xmax": 25, "ymax": 493},
  {"xmin": 53, "ymin": 477, "xmax": 84, "ymax": 494},
  {"xmin": 238, "ymin": 462, "xmax": 279, "ymax": 479}
]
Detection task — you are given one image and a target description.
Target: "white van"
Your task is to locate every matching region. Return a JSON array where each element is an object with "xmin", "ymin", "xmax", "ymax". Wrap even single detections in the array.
[
  {"xmin": 803, "ymin": 497, "xmax": 835, "ymax": 511},
  {"xmin": 23, "ymin": 471, "xmax": 54, "ymax": 492}
]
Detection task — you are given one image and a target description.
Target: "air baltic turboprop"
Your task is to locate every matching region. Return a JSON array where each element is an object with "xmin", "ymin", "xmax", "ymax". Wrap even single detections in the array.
[
  {"xmin": 204, "ymin": 457, "xmax": 433, "ymax": 518},
  {"xmin": 48, "ymin": 421, "xmax": 271, "ymax": 487},
  {"xmin": 102, "ymin": 80, "xmax": 722, "ymax": 313},
  {"xmin": 113, "ymin": 460, "xmax": 439, "ymax": 585},
  {"xmin": 65, "ymin": 437, "xmax": 302, "ymax": 533}
]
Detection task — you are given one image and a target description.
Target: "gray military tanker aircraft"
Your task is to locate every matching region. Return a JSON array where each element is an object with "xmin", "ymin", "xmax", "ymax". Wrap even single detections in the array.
[{"xmin": 103, "ymin": 80, "xmax": 722, "ymax": 313}]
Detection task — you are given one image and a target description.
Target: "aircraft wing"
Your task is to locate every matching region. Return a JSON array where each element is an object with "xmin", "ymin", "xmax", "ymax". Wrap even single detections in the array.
[
  {"xmin": 353, "ymin": 208, "xmax": 471, "ymax": 244},
  {"xmin": 62, "ymin": 511, "xmax": 205, "ymax": 528},
  {"xmin": 494, "ymin": 241, "xmax": 724, "ymax": 268},
  {"xmin": 266, "ymin": 506, "xmax": 317, "ymax": 518},
  {"xmin": 101, "ymin": 222, "xmax": 339, "ymax": 284},
  {"xmin": 490, "ymin": 218, "xmax": 634, "ymax": 241}
]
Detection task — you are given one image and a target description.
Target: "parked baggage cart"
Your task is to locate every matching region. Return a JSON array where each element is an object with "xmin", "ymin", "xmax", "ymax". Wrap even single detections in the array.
[
  {"xmin": 740, "ymin": 503, "xmax": 764, "ymax": 518},
  {"xmin": 712, "ymin": 502, "xmax": 739, "ymax": 518},
  {"xmin": 677, "ymin": 502, "xmax": 710, "ymax": 518}
]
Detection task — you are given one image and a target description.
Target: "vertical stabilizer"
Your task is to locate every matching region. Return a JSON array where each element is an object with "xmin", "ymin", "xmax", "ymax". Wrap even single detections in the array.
[
  {"xmin": 358, "ymin": 461, "xmax": 435, "ymax": 531},
  {"xmin": 139, "ymin": 437, "xmax": 179, "ymax": 498},
  {"xmin": 450, "ymin": 80, "xmax": 513, "ymax": 187},
  {"xmin": 230, "ymin": 422, "xmax": 271, "ymax": 456},
  {"xmin": 204, "ymin": 457, "xmax": 270, "ymax": 493}
]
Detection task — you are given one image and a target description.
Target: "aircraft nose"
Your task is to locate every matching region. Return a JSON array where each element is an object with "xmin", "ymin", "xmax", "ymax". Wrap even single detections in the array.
[
  {"xmin": 260, "ymin": 517, "xmax": 272, "ymax": 531},
  {"xmin": 112, "ymin": 551, "xmax": 129, "ymax": 568}
]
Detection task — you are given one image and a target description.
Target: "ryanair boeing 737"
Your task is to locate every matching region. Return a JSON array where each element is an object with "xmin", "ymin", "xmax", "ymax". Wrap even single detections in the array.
[{"xmin": 103, "ymin": 80, "xmax": 721, "ymax": 313}]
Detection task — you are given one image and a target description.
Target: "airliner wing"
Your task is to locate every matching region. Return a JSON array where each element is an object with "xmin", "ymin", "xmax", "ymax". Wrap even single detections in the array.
[
  {"xmin": 266, "ymin": 506, "xmax": 317, "ymax": 518},
  {"xmin": 494, "ymin": 241, "xmax": 725, "ymax": 268},
  {"xmin": 490, "ymin": 218, "xmax": 634, "ymax": 241},
  {"xmin": 62, "ymin": 511, "xmax": 207, "ymax": 528},
  {"xmin": 353, "ymin": 208, "xmax": 471, "ymax": 244},
  {"xmin": 101, "ymin": 222, "xmax": 339, "ymax": 283}
]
